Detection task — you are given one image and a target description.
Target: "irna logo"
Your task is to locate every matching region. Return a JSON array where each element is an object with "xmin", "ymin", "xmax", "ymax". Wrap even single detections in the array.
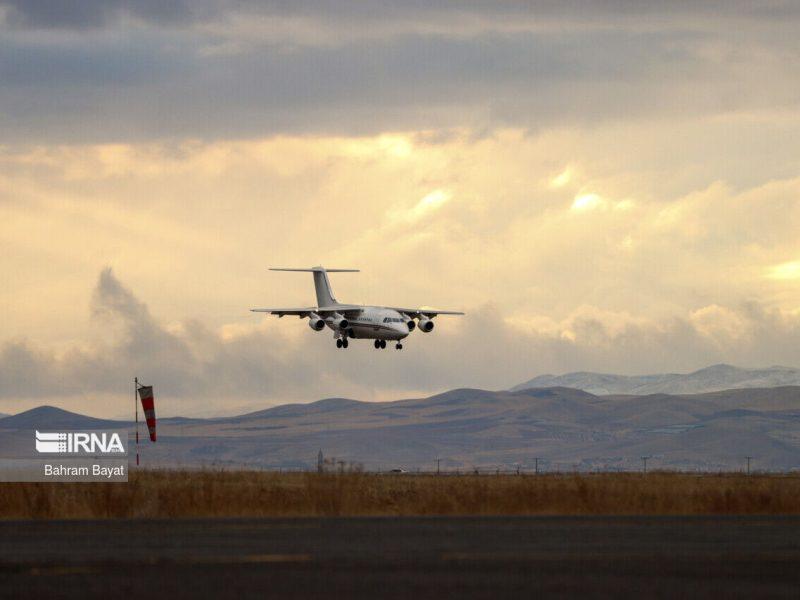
[{"xmin": 35, "ymin": 431, "xmax": 125, "ymax": 454}]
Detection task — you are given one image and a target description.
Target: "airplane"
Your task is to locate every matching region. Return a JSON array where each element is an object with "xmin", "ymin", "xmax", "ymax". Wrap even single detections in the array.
[{"xmin": 251, "ymin": 266, "xmax": 464, "ymax": 350}]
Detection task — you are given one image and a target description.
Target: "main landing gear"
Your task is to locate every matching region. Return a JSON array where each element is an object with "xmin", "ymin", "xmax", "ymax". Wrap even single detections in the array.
[
  {"xmin": 336, "ymin": 338, "xmax": 349, "ymax": 349},
  {"xmin": 373, "ymin": 339, "xmax": 402, "ymax": 350}
]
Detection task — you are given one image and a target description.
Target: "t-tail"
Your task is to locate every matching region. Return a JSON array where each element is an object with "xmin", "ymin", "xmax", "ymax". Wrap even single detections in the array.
[{"xmin": 268, "ymin": 266, "xmax": 359, "ymax": 308}]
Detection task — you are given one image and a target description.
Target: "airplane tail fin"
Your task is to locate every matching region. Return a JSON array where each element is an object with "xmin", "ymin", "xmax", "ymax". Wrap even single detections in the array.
[{"xmin": 269, "ymin": 266, "xmax": 359, "ymax": 308}]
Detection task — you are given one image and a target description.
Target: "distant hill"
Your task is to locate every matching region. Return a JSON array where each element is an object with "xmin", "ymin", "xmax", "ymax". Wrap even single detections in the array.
[
  {"xmin": 223, "ymin": 398, "xmax": 364, "ymax": 422},
  {"xmin": 3, "ymin": 386, "xmax": 800, "ymax": 472},
  {"xmin": 0, "ymin": 405, "xmax": 124, "ymax": 430},
  {"xmin": 511, "ymin": 364, "xmax": 800, "ymax": 395}
]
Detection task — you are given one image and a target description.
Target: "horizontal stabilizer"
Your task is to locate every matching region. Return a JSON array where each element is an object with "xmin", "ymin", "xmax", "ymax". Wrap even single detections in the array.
[
  {"xmin": 269, "ymin": 267, "xmax": 359, "ymax": 272},
  {"xmin": 268, "ymin": 266, "xmax": 357, "ymax": 306}
]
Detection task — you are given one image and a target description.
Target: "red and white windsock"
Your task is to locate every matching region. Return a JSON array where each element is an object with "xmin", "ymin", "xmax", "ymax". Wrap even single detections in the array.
[{"xmin": 137, "ymin": 385, "xmax": 157, "ymax": 442}]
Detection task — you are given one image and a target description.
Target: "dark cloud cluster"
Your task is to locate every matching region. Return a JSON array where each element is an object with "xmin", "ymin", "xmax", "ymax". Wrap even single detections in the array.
[
  {"xmin": 5, "ymin": 2, "xmax": 798, "ymax": 32},
  {"xmin": 1, "ymin": 1, "xmax": 798, "ymax": 142},
  {"xmin": 1, "ymin": 0, "xmax": 196, "ymax": 30}
]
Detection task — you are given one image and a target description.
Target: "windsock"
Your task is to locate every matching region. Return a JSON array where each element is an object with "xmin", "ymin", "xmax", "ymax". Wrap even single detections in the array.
[{"xmin": 137, "ymin": 385, "xmax": 157, "ymax": 442}]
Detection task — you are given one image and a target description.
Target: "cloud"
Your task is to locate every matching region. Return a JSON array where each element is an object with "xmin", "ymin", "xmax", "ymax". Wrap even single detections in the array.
[
  {"xmin": 3, "ymin": 268, "xmax": 800, "ymax": 418},
  {"xmin": 1, "ymin": 0, "xmax": 196, "ymax": 30},
  {"xmin": 1, "ymin": 2, "xmax": 800, "ymax": 142},
  {"xmin": 388, "ymin": 189, "xmax": 452, "ymax": 224},
  {"xmin": 5, "ymin": 2, "xmax": 799, "ymax": 33},
  {"xmin": 1, "ymin": 112, "xmax": 800, "ymax": 417},
  {"xmin": 0, "ymin": 268, "xmax": 308, "ymax": 403},
  {"xmin": 2, "ymin": 4, "xmax": 800, "ymax": 419},
  {"xmin": 3, "ymin": 127, "xmax": 800, "ymax": 346},
  {"xmin": 571, "ymin": 193, "xmax": 603, "ymax": 211},
  {"xmin": 767, "ymin": 261, "xmax": 800, "ymax": 281}
]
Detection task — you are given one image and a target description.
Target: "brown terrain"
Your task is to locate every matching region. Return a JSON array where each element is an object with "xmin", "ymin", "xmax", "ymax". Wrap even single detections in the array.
[{"xmin": 3, "ymin": 470, "xmax": 800, "ymax": 520}]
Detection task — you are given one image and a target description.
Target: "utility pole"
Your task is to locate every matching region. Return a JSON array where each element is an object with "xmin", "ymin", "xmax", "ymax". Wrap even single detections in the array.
[
  {"xmin": 436, "ymin": 458, "xmax": 441, "ymax": 475},
  {"xmin": 134, "ymin": 377, "xmax": 139, "ymax": 467},
  {"xmin": 534, "ymin": 457, "xmax": 539, "ymax": 475},
  {"xmin": 641, "ymin": 456, "xmax": 651, "ymax": 474},
  {"xmin": 745, "ymin": 456, "xmax": 753, "ymax": 475}
]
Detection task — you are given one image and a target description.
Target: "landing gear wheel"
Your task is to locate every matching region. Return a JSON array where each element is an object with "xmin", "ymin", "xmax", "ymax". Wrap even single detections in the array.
[
  {"xmin": 380, "ymin": 339, "xmax": 387, "ymax": 349},
  {"xmin": 342, "ymin": 338, "xmax": 349, "ymax": 348},
  {"xmin": 396, "ymin": 343, "xmax": 403, "ymax": 350},
  {"xmin": 374, "ymin": 340, "xmax": 381, "ymax": 349},
  {"xmin": 336, "ymin": 339, "xmax": 343, "ymax": 348}
]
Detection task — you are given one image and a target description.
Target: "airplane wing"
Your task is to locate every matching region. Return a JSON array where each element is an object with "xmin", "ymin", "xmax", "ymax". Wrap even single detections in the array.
[
  {"xmin": 322, "ymin": 305, "xmax": 464, "ymax": 318},
  {"xmin": 386, "ymin": 307, "xmax": 465, "ymax": 318},
  {"xmin": 250, "ymin": 305, "xmax": 364, "ymax": 317},
  {"xmin": 251, "ymin": 305, "xmax": 463, "ymax": 318},
  {"xmin": 250, "ymin": 307, "xmax": 316, "ymax": 317},
  {"xmin": 316, "ymin": 305, "xmax": 363, "ymax": 313}
]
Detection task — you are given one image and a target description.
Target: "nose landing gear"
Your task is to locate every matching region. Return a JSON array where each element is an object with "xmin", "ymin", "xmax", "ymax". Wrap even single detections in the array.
[{"xmin": 395, "ymin": 343, "xmax": 403, "ymax": 350}]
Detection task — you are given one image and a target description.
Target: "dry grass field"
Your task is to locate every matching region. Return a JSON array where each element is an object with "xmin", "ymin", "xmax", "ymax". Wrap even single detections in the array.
[{"xmin": 2, "ymin": 470, "xmax": 800, "ymax": 520}]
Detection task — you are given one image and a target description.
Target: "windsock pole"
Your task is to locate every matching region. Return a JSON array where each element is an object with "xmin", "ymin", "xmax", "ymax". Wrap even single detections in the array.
[{"xmin": 134, "ymin": 377, "xmax": 140, "ymax": 466}]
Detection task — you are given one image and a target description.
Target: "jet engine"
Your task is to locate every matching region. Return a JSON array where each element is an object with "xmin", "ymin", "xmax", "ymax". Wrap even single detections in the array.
[
  {"xmin": 326, "ymin": 312, "xmax": 349, "ymax": 330},
  {"xmin": 401, "ymin": 314, "xmax": 416, "ymax": 331},
  {"xmin": 418, "ymin": 317, "xmax": 434, "ymax": 332},
  {"xmin": 308, "ymin": 313, "xmax": 325, "ymax": 331}
]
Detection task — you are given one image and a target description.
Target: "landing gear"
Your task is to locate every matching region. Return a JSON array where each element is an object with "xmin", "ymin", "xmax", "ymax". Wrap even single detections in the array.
[
  {"xmin": 374, "ymin": 339, "xmax": 387, "ymax": 349},
  {"xmin": 395, "ymin": 343, "xmax": 403, "ymax": 350},
  {"xmin": 336, "ymin": 339, "xmax": 342, "ymax": 348},
  {"xmin": 336, "ymin": 338, "xmax": 349, "ymax": 349}
]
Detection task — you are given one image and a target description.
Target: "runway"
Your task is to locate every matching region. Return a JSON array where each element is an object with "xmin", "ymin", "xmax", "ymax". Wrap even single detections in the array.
[{"xmin": 2, "ymin": 516, "xmax": 800, "ymax": 598}]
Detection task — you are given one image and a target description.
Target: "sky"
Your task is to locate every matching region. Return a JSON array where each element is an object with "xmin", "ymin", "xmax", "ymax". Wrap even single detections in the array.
[{"xmin": 2, "ymin": 1, "xmax": 800, "ymax": 417}]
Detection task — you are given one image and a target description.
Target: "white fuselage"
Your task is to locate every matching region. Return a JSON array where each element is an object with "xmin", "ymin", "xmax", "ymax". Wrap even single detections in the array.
[{"xmin": 331, "ymin": 307, "xmax": 409, "ymax": 341}]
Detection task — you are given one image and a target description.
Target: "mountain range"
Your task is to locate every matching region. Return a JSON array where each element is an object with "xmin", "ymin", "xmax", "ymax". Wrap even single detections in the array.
[
  {"xmin": 2, "ymin": 383, "xmax": 799, "ymax": 472},
  {"xmin": 511, "ymin": 364, "xmax": 800, "ymax": 396}
]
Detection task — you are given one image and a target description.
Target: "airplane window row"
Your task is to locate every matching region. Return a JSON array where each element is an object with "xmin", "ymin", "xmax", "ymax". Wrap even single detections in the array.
[{"xmin": 383, "ymin": 317, "xmax": 406, "ymax": 323}]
